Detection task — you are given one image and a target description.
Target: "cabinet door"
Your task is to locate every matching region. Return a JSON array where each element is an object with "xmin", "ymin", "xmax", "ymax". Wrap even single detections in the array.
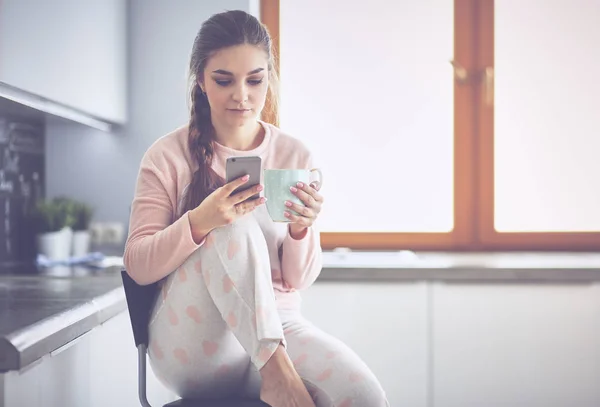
[
  {"xmin": 301, "ymin": 281, "xmax": 430, "ymax": 407},
  {"xmin": 432, "ymin": 282, "xmax": 600, "ymax": 407},
  {"xmin": 0, "ymin": 0, "xmax": 127, "ymax": 123},
  {"xmin": 89, "ymin": 311, "xmax": 178, "ymax": 407},
  {"xmin": 3, "ymin": 331, "xmax": 92, "ymax": 407}
]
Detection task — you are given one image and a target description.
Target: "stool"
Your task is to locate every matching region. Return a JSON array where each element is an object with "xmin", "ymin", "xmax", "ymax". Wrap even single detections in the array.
[{"xmin": 121, "ymin": 269, "xmax": 269, "ymax": 407}]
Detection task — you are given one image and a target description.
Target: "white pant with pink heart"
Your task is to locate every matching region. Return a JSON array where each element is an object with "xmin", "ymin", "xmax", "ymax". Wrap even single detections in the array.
[{"xmin": 147, "ymin": 215, "xmax": 389, "ymax": 406}]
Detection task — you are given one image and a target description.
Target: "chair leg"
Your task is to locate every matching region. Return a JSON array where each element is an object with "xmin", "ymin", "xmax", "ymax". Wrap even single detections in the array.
[{"xmin": 138, "ymin": 344, "xmax": 153, "ymax": 407}]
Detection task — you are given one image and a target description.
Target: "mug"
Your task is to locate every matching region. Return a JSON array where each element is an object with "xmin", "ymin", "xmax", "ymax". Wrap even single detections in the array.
[{"xmin": 263, "ymin": 168, "xmax": 324, "ymax": 222}]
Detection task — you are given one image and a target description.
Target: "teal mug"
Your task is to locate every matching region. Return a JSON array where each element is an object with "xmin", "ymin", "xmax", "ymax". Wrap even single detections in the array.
[{"xmin": 263, "ymin": 168, "xmax": 324, "ymax": 222}]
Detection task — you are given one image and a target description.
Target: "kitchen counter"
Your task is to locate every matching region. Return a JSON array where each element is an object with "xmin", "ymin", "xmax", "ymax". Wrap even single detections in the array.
[
  {"xmin": 2, "ymin": 250, "xmax": 600, "ymax": 373},
  {"xmin": 0, "ymin": 264, "xmax": 126, "ymax": 372},
  {"xmin": 318, "ymin": 250, "xmax": 600, "ymax": 282}
]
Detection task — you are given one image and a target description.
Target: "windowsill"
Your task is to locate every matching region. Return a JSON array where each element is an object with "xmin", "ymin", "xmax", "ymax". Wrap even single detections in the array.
[{"xmin": 319, "ymin": 250, "xmax": 600, "ymax": 282}]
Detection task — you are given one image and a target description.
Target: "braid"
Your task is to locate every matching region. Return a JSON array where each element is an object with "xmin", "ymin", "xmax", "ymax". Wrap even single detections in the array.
[
  {"xmin": 179, "ymin": 9, "xmax": 278, "ymax": 217},
  {"xmin": 180, "ymin": 84, "xmax": 223, "ymax": 216}
]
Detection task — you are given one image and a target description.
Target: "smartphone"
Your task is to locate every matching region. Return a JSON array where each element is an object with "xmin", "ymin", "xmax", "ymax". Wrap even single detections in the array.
[{"xmin": 225, "ymin": 156, "xmax": 262, "ymax": 200}]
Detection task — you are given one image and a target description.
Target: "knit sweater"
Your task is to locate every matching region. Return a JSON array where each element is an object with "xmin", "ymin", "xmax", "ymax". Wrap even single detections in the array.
[{"xmin": 123, "ymin": 121, "xmax": 322, "ymax": 309}]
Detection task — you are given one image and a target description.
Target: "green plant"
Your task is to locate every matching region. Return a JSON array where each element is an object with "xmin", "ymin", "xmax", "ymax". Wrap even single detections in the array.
[
  {"xmin": 71, "ymin": 201, "xmax": 94, "ymax": 231},
  {"xmin": 30, "ymin": 197, "xmax": 76, "ymax": 234}
]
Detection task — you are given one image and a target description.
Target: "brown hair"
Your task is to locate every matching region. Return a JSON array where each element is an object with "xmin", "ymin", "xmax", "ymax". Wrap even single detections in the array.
[{"xmin": 180, "ymin": 10, "xmax": 279, "ymax": 216}]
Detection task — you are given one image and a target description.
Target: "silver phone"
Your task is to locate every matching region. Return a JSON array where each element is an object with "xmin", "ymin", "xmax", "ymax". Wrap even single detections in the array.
[{"xmin": 225, "ymin": 156, "xmax": 262, "ymax": 200}]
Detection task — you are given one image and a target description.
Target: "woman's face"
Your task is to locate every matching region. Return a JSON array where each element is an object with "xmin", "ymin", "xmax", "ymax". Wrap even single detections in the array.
[{"xmin": 201, "ymin": 44, "xmax": 269, "ymax": 128}]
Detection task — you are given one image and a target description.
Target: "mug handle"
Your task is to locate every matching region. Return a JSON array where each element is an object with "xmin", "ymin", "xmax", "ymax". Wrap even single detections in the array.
[{"xmin": 309, "ymin": 168, "xmax": 323, "ymax": 191}]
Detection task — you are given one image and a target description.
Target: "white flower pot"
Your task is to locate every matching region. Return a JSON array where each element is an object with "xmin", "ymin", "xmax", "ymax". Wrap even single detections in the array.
[
  {"xmin": 72, "ymin": 230, "xmax": 91, "ymax": 257},
  {"xmin": 37, "ymin": 227, "xmax": 73, "ymax": 261}
]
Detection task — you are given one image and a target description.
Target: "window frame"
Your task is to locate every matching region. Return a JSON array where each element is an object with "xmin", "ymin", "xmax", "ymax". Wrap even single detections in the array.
[{"xmin": 260, "ymin": 0, "xmax": 600, "ymax": 251}]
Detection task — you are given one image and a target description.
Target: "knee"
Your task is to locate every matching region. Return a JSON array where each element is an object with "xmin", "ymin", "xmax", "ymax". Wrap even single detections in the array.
[{"xmin": 197, "ymin": 214, "xmax": 268, "ymax": 265}]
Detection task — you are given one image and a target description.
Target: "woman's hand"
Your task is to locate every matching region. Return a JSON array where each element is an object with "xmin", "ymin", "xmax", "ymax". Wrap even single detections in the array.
[
  {"xmin": 285, "ymin": 181, "xmax": 324, "ymax": 239},
  {"xmin": 189, "ymin": 175, "xmax": 265, "ymax": 242}
]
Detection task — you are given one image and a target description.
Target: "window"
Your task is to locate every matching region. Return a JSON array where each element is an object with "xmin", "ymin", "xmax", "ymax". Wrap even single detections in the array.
[{"xmin": 260, "ymin": 0, "xmax": 600, "ymax": 251}]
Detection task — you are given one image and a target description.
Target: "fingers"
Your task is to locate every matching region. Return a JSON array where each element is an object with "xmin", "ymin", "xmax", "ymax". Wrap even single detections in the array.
[
  {"xmin": 222, "ymin": 174, "xmax": 250, "ymax": 195},
  {"xmin": 235, "ymin": 196, "xmax": 267, "ymax": 214},
  {"xmin": 284, "ymin": 201, "xmax": 314, "ymax": 219},
  {"xmin": 285, "ymin": 181, "xmax": 323, "ymax": 226},
  {"xmin": 230, "ymin": 183, "xmax": 264, "ymax": 204},
  {"xmin": 284, "ymin": 210, "xmax": 313, "ymax": 226},
  {"xmin": 290, "ymin": 182, "xmax": 323, "ymax": 208}
]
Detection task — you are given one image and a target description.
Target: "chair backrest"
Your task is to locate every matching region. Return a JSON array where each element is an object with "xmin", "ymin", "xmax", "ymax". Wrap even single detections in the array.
[{"xmin": 121, "ymin": 269, "xmax": 159, "ymax": 347}]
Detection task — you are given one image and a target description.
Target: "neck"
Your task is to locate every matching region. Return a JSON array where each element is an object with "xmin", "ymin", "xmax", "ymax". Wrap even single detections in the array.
[{"xmin": 212, "ymin": 119, "xmax": 263, "ymax": 151}]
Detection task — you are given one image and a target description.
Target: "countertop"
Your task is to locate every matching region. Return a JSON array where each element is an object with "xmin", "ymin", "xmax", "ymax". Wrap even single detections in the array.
[
  {"xmin": 318, "ymin": 250, "xmax": 600, "ymax": 282},
  {"xmin": 2, "ymin": 251, "xmax": 600, "ymax": 373},
  {"xmin": 0, "ymin": 264, "xmax": 126, "ymax": 373}
]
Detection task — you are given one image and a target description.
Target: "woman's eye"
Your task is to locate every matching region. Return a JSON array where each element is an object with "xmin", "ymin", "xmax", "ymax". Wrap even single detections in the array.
[
  {"xmin": 248, "ymin": 79, "xmax": 264, "ymax": 86},
  {"xmin": 215, "ymin": 79, "xmax": 231, "ymax": 86}
]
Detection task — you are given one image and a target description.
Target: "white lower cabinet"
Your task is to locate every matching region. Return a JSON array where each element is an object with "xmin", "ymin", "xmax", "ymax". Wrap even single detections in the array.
[{"xmin": 1, "ymin": 311, "xmax": 176, "ymax": 407}]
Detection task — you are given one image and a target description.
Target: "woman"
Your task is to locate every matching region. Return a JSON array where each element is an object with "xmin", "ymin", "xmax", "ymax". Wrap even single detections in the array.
[{"xmin": 124, "ymin": 10, "xmax": 389, "ymax": 407}]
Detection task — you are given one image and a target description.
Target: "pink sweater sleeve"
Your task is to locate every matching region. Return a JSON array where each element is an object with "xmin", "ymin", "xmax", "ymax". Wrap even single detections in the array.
[
  {"xmin": 279, "ymin": 150, "xmax": 323, "ymax": 290},
  {"xmin": 280, "ymin": 224, "xmax": 323, "ymax": 290},
  {"xmin": 123, "ymin": 153, "xmax": 203, "ymax": 285}
]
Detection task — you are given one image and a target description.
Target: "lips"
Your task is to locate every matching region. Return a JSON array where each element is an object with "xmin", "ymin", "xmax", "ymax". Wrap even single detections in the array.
[{"xmin": 227, "ymin": 108, "xmax": 253, "ymax": 115}]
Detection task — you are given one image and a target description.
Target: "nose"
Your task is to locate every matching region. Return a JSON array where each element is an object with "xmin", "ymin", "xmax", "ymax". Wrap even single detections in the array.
[{"xmin": 232, "ymin": 82, "xmax": 249, "ymax": 104}]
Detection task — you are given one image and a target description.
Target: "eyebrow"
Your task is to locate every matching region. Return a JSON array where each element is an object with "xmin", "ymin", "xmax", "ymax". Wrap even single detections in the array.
[{"xmin": 212, "ymin": 68, "xmax": 265, "ymax": 76}]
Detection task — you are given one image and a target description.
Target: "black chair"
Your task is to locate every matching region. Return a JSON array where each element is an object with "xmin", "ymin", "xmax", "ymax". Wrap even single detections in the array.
[{"xmin": 121, "ymin": 269, "xmax": 269, "ymax": 407}]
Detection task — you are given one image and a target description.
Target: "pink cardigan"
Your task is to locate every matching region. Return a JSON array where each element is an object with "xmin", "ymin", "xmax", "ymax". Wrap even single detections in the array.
[{"xmin": 124, "ymin": 121, "xmax": 323, "ymax": 309}]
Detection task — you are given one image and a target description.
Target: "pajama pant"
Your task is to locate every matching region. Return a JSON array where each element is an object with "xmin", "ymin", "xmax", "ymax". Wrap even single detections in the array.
[{"xmin": 147, "ymin": 214, "xmax": 389, "ymax": 407}]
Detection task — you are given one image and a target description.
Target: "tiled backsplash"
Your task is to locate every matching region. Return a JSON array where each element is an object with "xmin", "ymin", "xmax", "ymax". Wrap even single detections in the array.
[{"xmin": 0, "ymin": 114, "xmax": 45, "ymax": 265}]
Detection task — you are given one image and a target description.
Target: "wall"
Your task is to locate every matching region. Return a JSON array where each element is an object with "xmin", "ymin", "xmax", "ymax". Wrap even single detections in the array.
[{"xmin": 45, "ymin": 0, "xmax": 256, "ymax": 230}]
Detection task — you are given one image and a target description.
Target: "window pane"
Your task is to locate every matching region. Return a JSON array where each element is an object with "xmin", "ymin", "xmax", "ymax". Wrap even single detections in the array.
[
  {"xmin": 279, "ymin": 0, "xmax": 454, "ymax": 233},
  {"xmin": 494, "ymin": 0, "xmax": 600, "ymax": 232}
]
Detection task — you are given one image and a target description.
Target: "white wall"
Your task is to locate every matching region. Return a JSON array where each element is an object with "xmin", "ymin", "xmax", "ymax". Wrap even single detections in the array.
[{"xmin": 45, "ymin": 0, "xmax": 255, "ymax": 227}]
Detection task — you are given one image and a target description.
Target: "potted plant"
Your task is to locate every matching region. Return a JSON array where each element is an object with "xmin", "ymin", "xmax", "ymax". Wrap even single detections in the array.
[
  {"xmin": 71, "ymin": 201, "xmax": 94, "ymax": 257},
  {"xmin": 30, "ymin": 197, "xmax": 76, "ymax": 261}
]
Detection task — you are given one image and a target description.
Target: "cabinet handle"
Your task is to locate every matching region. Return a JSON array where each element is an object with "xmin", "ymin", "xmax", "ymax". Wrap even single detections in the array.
[{"xmin": 50, "ymin": 330, "xmax": 92, "ymax": 357}]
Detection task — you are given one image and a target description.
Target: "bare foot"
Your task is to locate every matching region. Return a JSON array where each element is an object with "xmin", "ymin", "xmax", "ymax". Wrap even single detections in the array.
[{"xmin": 259, "ymin": 345, "xmax": 315, "ymax": 407}]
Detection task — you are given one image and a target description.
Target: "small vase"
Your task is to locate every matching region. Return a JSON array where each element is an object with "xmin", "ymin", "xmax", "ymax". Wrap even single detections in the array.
[
  {"xmin": 37, "ymin": 227, "xmax": 73, "ymax": 261},
  {"xmin": 72, "ymin": 230, "xmax": 91, "ymax": 257}
]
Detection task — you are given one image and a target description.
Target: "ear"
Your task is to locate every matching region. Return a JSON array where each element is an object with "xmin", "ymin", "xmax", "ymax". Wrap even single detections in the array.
[{"xmin": 197, "ymin": 79, "xmax": 205, "ymax": 93}]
